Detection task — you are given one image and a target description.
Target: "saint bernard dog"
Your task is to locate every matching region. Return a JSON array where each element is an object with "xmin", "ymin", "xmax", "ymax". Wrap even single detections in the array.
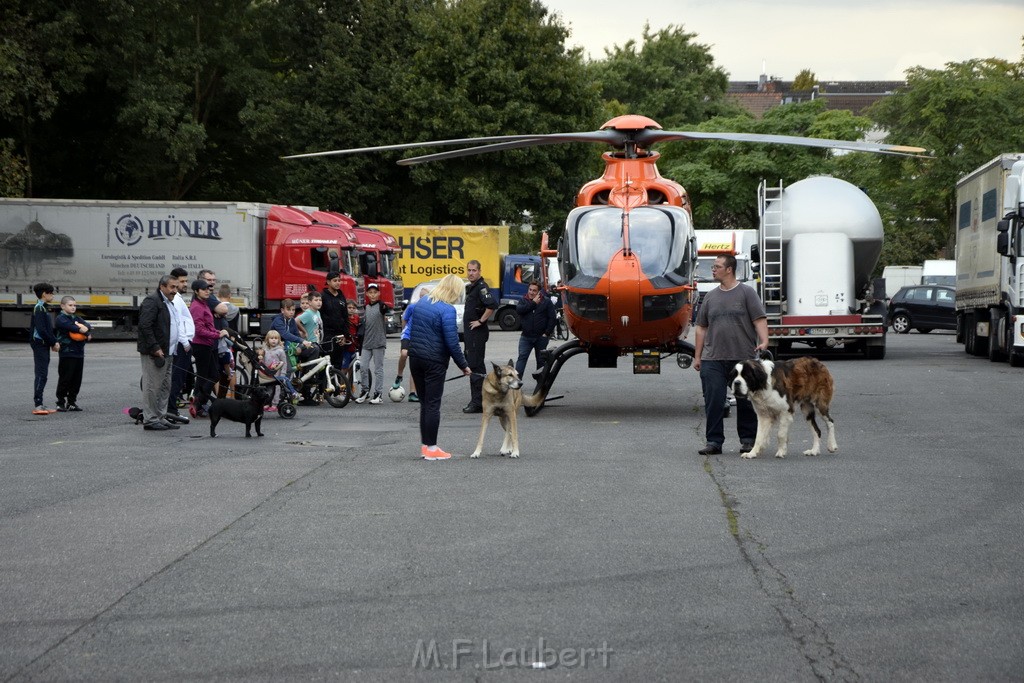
[{"xmin": 728, "ymin": 357, "xmax": 838, "ymax": 459}]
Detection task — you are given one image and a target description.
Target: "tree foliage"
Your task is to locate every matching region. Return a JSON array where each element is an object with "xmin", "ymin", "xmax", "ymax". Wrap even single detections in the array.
[
  {"xmin": 588, "ymin": 24, "xmax": 734, "ymax": 128},
  {"xmin": 865, "ymin": 54, "xmax": 1024, "ymax": 258},
  {"xmin": 659, "ymin": 100, "xmax": 871, "ymax": 228},
  {"xmin": 792, "ymin": 69, "xmax": 816, "ymax": 91},
  {"xmin": 0, "ymin": 1, "xmax": 1020, "ymax": 266}
]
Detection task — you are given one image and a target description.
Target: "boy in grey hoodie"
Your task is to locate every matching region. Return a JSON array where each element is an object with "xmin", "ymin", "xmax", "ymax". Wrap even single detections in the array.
[{"xmin": 356, "ymin": 284, "xmax": 391, "ymax": 404}]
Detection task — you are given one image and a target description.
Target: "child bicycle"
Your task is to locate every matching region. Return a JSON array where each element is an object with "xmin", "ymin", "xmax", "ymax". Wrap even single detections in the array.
[{"xmin": 291, "ymin": 337, "xmax": 352, "ymax": 408}]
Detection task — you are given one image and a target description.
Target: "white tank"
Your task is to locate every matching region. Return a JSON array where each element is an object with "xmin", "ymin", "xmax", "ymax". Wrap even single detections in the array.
[{"xmin": 779, "ymin": 176, "xmax": 883, "ymax": 289}]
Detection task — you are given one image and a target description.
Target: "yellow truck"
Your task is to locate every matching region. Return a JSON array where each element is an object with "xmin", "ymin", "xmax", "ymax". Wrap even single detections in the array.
[{"xmin": 372, "ymin": 225, "xmax": 544, "ymax": 330}]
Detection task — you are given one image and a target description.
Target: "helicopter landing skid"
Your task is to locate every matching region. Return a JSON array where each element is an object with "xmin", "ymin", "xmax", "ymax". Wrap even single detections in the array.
[{"xmin": 525, "ymin": 340, "xmax": 588, "ymax": 417}]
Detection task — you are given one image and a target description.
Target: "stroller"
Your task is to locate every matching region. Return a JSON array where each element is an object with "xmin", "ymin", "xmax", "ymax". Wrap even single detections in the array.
[{"xmin": 228, "ymin": 333, "xmax": 299, "ymax": 419}]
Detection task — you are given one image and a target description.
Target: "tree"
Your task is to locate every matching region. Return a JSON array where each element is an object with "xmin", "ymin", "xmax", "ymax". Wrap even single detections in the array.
[
  {"xmin": 867, "ymin": 51, "xmax": 1024, "ymax": 256},
  {"xmin": 658, "ymin": 100, "xmax": 871, "ymax": 228},
  {"xmin": 792, "ymin": 69, "xmax": 817, "ymax": 92},
  {"xmin": 0, "ymin": 0, "xmax": 93, "ymax": 195},
  {"xmin": 369, "ymin": 0, "xmax": 603, "ymax": 230},
  {"xmin": 588, "ymin": 24, "xmax": 734, "ymax": 128}
]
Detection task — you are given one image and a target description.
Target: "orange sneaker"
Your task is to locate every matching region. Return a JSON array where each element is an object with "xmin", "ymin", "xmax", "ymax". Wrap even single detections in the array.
[
  {"xmin": 32, "ymin": 406, "xmax": 52, "ymax": 415},
  {"xmin": 423, "ymin": 447, "xmax": 452, "ymax": 460}
]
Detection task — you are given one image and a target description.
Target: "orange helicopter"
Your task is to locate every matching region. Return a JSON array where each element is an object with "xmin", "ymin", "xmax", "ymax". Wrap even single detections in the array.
[{"xmin": 285, "ymin": 114, "xmax": 925, "ymax": 414}]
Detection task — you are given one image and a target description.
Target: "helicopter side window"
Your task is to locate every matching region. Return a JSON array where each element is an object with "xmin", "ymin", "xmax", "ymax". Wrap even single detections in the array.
[{"xmin": 574, "ymin": 211, "xmax": 624, "ymax": 277}]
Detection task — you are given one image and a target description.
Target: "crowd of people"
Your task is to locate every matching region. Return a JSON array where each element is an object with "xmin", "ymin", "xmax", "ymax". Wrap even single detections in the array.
[
  {"xmin": 29, "ymin": 259, "xmax": 769, "ymax": 457},
  {"xmin": 27, "ymin": 265, "xmax": 564, "ymax": 460}
]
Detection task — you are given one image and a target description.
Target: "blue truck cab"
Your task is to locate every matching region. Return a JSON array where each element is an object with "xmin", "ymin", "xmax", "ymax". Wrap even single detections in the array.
[{"xmin": 495, "ymin": 254, "xmax": 543, "ymax": 330}]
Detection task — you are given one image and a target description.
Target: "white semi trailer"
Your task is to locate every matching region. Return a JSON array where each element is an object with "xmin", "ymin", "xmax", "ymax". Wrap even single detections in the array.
[
  {"xmin": 954, "ymin": 154, "xmax": 1024, "ymax": 365},
  {"xmin": 755, "ymin": 177, "xmax": 888, "ymax": 358}
]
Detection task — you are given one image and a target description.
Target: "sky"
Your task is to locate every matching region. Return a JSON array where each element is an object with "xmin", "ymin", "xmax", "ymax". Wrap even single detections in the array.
[{"xmin": 542, "ymin": 0, "xmax": 1024, "ymax": 81}]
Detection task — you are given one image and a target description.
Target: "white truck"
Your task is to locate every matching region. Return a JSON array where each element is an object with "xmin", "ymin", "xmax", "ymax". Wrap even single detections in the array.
[
  {"xmin": 754, "ymin": 177, "xmax": 888, "ymax": 359},
  {"xmin": 954, "ymin": 153, "xmax": 1024, "ymax": 365},
  {"xmin": 0, "ymin": 199, "xmax": 363, "ymax": 338}
]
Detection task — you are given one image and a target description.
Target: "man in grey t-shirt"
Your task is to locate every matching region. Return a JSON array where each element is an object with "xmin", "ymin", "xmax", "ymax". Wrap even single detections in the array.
[{"xmin": 693, "ymin": 254, "xmax": 769, "ymax": 455}]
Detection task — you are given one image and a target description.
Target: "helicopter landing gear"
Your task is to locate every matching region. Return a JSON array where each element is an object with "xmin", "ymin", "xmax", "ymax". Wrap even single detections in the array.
[{"xmin": 525, "ymin": 340, "xmax": 588, "ymax": 417}]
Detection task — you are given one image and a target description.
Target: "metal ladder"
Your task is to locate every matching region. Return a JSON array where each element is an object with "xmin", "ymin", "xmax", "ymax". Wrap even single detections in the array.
[{"xmin": 758, "ymin": 180, "xmax": 785, "ymax": 314}]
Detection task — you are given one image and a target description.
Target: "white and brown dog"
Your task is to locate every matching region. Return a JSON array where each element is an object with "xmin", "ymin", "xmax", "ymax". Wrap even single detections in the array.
[
  {"xmin": 728, "ymin": 357, "xmax": 838, "ymax": 459},
  {"xmin": 470, "ymin": 360, "xmax": 542, "ymax": 459}
]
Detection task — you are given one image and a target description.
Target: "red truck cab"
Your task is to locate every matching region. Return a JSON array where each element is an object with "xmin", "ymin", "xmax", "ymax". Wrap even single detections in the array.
[
  {"xmin": 317, "ymin": 212, "xmax": 404, "ymax": 333},
  {"xmin": 264, "ymin": 206, "xmax": 360, "ymax": 304}
]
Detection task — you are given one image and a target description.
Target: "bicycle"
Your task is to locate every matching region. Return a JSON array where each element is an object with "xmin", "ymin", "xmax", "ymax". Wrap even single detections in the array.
[
  {"xmin": 553, "ymin": 309, "xmax": 569, "ymax": 341},
  {"xmin": 291, "ymin": 339, "xmax": 352, "ymax": 408}
]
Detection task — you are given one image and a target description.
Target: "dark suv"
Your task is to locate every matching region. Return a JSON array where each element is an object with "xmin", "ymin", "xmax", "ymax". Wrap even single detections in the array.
[{"xmin": 888, "ymin": 285, "xmax": 956, "ymax": 333}]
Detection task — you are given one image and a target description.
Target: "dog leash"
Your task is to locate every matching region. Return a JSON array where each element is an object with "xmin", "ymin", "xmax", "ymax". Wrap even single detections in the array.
[{"xmin": 444, "ymin": 370, "xmax": 487, "ymax": 382}]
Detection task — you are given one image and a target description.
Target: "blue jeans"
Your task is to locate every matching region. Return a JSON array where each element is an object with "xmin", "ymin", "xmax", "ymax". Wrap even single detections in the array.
[
  {"xmin": 515, "ymin": 335, "xmax": 549, "ymax": 379},
  {"xmin": 699, "ymin": 359, "xmax": 758, "ymax": 448}
]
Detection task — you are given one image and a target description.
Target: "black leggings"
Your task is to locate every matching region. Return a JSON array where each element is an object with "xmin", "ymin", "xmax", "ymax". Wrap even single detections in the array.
[{"xmin": 409, "ymin": 357, "xmax": 449, "ymax": 447}]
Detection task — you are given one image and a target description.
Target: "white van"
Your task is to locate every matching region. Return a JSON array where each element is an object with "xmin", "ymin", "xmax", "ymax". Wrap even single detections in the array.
[
  {"xmin": 921, "ymin": 259, "xmax": 956, "ymax": 287},
  {"xmin": 882, "ymin": 265, "xmax": 924, "ymax": 298}
]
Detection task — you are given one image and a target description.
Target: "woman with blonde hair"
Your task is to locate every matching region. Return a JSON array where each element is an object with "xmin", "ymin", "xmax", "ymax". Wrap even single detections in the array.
[{"xmin": 407, "ymin": 273, "xmax": 471, "ymax": 460}]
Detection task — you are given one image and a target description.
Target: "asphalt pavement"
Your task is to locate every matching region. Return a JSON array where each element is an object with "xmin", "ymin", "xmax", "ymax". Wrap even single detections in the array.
[{"xmin": 0, "ymin": 330, "xmax": 1020, "ymax": 681}]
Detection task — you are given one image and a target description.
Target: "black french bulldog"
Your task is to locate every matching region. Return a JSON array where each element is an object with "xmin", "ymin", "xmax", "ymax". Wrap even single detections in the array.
[{"xmin": 208, "ymin": 386, "xmax": 269, "ymax": 438}]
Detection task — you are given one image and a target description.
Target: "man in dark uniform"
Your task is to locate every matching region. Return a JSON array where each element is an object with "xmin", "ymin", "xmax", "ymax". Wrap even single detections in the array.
[{"xmin": 462, "ymin": 259, "xmax": 496, "ymax": 413}]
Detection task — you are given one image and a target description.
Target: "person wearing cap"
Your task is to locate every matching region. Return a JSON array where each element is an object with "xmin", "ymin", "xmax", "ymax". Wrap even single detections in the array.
[
  {"xmin": 356, "ymin": 282, "xmax": 391, "ymax": 404},
  {"xmin": 189, "ymin": 278, "xmax": 228, "ymax": 418}
]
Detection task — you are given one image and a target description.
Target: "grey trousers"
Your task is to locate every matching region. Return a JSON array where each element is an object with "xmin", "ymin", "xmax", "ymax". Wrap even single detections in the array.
[
  {"xmin": 140, "ymin": 354, "xmax": 173, "ymax": 426},
  {"xmin": 360, "ymin": 346, "xmax": 385, "ymax": 397}
]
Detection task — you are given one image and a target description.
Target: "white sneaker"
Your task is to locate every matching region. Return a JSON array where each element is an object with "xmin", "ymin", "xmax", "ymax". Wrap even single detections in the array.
[
  {"xmin": 354, "ymin": 391, "xmax": 367, "ymax": 404},
  {"xmin": 369, "ymin": 393, "xmax": 383, "ymax": 404}
]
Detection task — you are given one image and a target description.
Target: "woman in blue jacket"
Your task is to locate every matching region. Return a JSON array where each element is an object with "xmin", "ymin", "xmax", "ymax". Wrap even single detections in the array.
[{"xmin": 408, "ymin": 274, "xmax": 471, "ymax": 460}]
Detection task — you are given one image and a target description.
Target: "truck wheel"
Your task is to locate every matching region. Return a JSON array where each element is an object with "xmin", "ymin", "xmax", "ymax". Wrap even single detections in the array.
[
  {"xmin": 497, "ymin": 308, "xmax": 520, "ymax": 331},
  {"xmin": 1010, "ymin": 350, "xmax": 1024, "ymax": 367},
  {"xmin": 865, "ymin": 343, "xmax": 886, "ymax": 360},
  {"xmin": 971, "ymin": 319, "xmax": 989, "ymax": 357},
  {"xmin": 890, "ymin": 313, "xmax": 911, "ymax": 334}
]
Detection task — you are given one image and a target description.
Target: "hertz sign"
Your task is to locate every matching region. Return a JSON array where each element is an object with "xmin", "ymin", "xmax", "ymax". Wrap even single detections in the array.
[{"xmin": 372, "ymin": 225, "xmax": 510, "ymax": 293}]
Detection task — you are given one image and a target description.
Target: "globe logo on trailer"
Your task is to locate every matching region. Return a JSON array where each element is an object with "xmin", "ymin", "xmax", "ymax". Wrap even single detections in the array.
[{"xmin": 114, "ymin": 214, "xmax": 144, "ymax": 246}]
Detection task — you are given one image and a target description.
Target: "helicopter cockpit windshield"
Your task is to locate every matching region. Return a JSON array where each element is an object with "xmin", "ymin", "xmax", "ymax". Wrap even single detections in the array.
[{"xmin": 562, "ymin": 206, "xmax": 695, "ymax": 288}]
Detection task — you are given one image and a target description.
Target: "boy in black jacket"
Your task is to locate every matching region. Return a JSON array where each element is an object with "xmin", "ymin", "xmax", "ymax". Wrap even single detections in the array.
[
  {"xmin": 29, "ymin": 283, "xmax": 60, "ymax": 415},
  {"xmin": 54, "ymin": 296, "xmax": 92, "ymax": 411}
]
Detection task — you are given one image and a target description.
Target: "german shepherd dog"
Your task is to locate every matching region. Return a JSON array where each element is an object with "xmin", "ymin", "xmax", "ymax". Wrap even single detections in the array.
[
  {"xmin": 729, "ymin": 357, "xmax": 838, "ymax": 459},
  {"xmin": 470, "ymin": 360, "xmax": 543, "ymax": 459}
]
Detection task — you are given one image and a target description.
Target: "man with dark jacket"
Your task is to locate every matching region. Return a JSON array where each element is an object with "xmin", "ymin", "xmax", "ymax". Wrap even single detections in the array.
[
  {"xmin": 462, "ymin": 260, "xmax": 496, "ymax": 413},
  {"xmin": 137, "ymin": 275, "xmax": 182, "ymax": 431},
  {"xmin": 514, "ymin": 282, "xmax": 556, "ymax": 380}
]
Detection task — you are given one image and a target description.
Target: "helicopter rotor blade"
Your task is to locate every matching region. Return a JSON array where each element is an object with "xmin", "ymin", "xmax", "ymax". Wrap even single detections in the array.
[
  {"xmin": 396, "ymin": 132, "xmax": 622, "ymax": 165},
  {"xmin": 636, "ymin": 129, "xmax": 929, "ymax": 157},
  {"xmin": 281, "ymin": 131, "xmax": 622, "ymax": 161},
  {"xmin": 283, "ymin": 119, "xmax": 929, "ymax": 161}
]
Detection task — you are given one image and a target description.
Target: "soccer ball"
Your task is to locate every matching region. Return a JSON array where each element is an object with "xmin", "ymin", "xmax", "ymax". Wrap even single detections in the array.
[{"xmin": 388, "ymin": 385, "xmax": 407, "ymax": 402}]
